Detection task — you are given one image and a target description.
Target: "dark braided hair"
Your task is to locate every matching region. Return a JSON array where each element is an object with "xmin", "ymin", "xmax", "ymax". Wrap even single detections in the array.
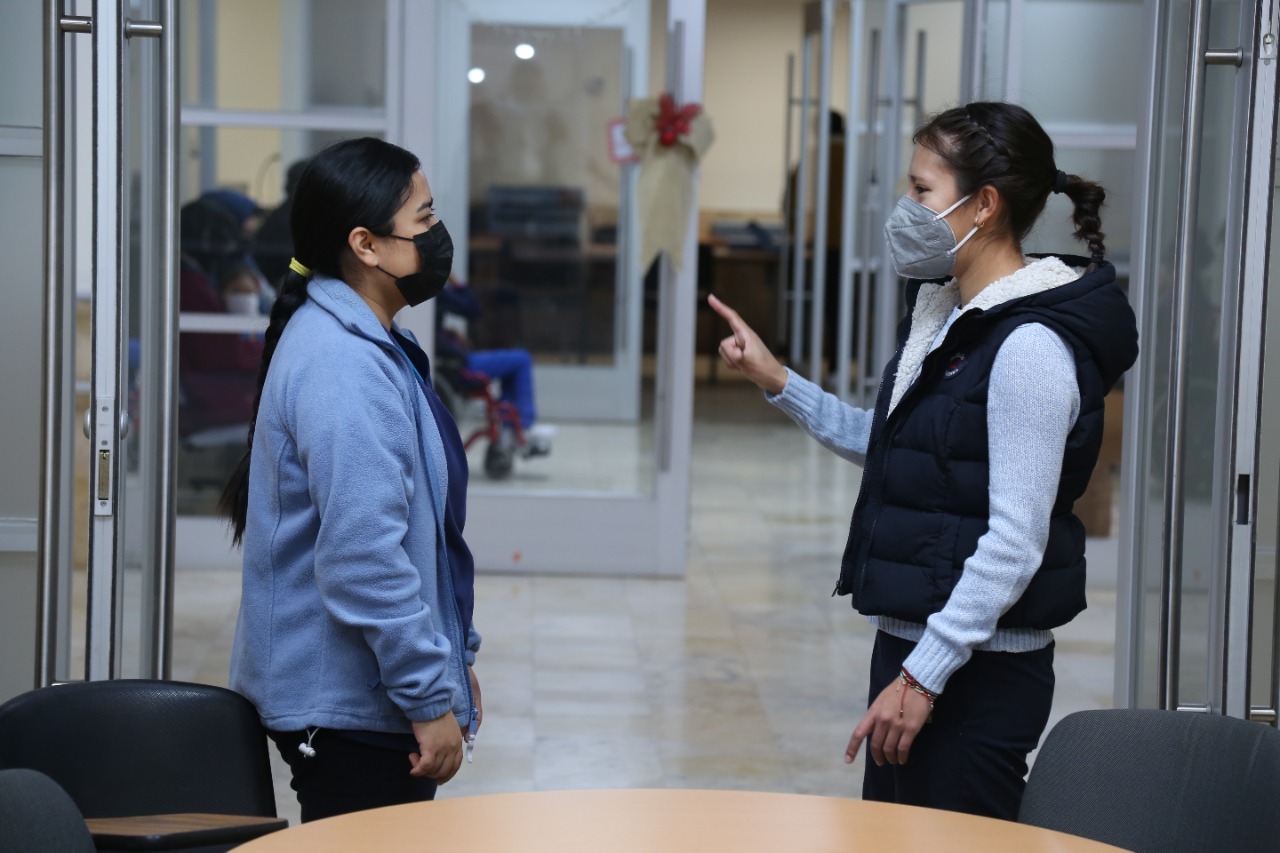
[
  {"xmin": 218, "ymin": 137, "xmax": 421, "ymax": 545},
  {"xmin": 913, "ymin": 102, "xmax": 1107, "ymax": 259}
]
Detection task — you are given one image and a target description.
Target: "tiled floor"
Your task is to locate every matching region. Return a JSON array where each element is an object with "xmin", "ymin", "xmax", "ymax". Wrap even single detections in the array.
[{"xmin": 156, "ymin": 378, "xmax": 1118, "ymax": 826}]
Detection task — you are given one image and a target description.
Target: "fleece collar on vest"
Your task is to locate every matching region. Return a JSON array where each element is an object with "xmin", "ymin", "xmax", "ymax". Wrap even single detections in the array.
[{"xmin": 887, "ymin": 256, "xmax": 1081, "ymax": 415}]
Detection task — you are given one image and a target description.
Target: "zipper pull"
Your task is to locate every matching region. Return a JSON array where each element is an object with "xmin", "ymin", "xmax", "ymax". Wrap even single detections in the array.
[{"xmin": 465, "ymin": 707, "xmax": 478, "ymax": 763}]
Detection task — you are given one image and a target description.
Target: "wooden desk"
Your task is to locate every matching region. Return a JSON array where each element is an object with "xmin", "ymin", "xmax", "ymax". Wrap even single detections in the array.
[
  {"xmin": 84, "ymin": 812, "xmax": 287, "ymax": 850},
  {"xmin": 233, "ymin": 789, "xmax": 1126, "ymax": 852},
  {"xmin": 706, "ymin": 244, "xmax": 782, "ymax": 353}
]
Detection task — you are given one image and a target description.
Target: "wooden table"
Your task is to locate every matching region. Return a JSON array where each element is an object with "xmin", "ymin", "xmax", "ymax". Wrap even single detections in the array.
[
  {"xmin": 232, "ymin": 789, "xmax": 1128, "ymax": 852},
  {"xmin": 84, "ymin": 812, "xmax": 287, "ymax": 850}
]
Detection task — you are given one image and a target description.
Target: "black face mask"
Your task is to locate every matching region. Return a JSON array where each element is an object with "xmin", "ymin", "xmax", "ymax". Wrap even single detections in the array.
[{"xmin": 379, "ymin": 221, "xmax": 453, "ymax": 307}]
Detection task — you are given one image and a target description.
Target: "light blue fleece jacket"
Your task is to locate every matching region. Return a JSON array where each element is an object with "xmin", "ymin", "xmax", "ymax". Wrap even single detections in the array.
[{"xmin": 230, "ymin": 276, "xmax": 478, "ymax": 734}]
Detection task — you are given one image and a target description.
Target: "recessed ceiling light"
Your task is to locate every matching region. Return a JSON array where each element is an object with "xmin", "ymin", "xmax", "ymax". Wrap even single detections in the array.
[
  {"xmin": 515, "ymin": 43, "xmax": 535, "ymax": 60},
  {"xmin": 468, "ymin": 67, "xmax": 486, "ymax": 84}
]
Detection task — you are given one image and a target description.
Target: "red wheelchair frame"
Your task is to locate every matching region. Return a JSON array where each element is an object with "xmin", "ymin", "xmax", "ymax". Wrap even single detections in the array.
[{"xmin": 451, "ymin": 366, "xmax": 527, "ymax": 479}]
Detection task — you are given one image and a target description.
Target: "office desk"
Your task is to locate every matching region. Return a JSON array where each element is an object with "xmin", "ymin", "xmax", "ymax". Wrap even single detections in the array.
[
  {"xmin": 467, "ymin": 237, "xmax": 618, "ymax": 359},
  {"xmin": 706, "ymin": 244, "xmax": 782, "ymax": 352},
  {"xmin": 84, "ymin": 812, "xmax": 286, "ymax": 850},
  {"xmin": 233, "ymin": 789, "xmax": 1126, "ymax": 852}
]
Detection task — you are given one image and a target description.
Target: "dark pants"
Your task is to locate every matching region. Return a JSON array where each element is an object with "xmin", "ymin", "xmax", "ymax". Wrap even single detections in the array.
[
  {"xmin": 268, "ymin": 729, "xmax": 437, "ymax": 823},
  {"xmin": 862, "ymin": 630, "xmax": 1055, "ymax": 820}
]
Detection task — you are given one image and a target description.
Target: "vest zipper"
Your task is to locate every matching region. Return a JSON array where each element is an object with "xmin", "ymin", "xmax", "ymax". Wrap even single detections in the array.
[{"xmin": 836, "ymin": 313, "xmax": 978, "ymax": 600}]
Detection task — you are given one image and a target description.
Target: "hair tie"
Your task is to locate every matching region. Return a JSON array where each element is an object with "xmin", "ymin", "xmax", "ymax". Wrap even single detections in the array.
[
  {"xmin": 1052, "ymin": 170, "xmax": 1069, "ymax": 194},
  {"xmin": 289, "ymin": 257, "xmax": 312, "ymax": 278}
]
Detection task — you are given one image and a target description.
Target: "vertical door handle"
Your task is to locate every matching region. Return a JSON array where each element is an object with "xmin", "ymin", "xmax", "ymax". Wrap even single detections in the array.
[{"xmin": 148, "ymin": 0, "xmax": 180, "ymax": 679}]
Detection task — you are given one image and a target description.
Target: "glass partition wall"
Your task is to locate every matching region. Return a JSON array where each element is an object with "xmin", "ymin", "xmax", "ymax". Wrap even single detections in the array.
[
  {"xmin": 175, "ymin": 0, "xmax": 695, "ymax": 580},
  {"xmin": 1120, "ymin": 0, "xmax": 1280, "ymax": 720},
  {"xmin": 174, "ymin": 0, "xmax": 396, "ymax": 535}
]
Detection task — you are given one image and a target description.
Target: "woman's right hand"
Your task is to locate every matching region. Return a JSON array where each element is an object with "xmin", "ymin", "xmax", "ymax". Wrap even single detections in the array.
[
  {"xmin": 707, "ymin": 294, "xmax": 789, "ymax": 395},
  {"xmin": 408, "ymin": 713, "xmax": 464, "ymax": 783}
]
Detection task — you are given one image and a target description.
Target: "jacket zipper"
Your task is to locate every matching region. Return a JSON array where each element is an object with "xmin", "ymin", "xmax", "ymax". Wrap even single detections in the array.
[{"xmin": 394, "ymin": 338, "xmax": 477, "ymax": 739}]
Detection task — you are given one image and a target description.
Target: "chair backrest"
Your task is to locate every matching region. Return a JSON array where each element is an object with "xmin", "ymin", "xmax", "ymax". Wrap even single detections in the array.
[
  {"xmin": 1019, "ymin": 708, "xmax": 1280, "ymax": 853},
  {"xmin": 0, "ymin": 768, "xmax": 96, "ymax": 853},
  {"xmin": 0, "ymin": 679, "xmax": 276, "ymax": 820}
]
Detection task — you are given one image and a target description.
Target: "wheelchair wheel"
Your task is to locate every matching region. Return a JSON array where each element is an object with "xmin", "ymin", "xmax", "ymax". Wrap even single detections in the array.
[{"xmin": 484, "ymin": 441, "xmax": 515, "ymax": 479}]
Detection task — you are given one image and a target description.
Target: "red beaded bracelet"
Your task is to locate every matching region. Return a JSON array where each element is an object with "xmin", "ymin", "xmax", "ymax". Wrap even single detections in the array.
[{"xmin": 899, "ymin": 667, "xmax": 940, "ymax": 703}]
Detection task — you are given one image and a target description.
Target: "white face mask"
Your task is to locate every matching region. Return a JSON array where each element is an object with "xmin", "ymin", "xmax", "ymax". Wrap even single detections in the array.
[
  {"xmin": 224, "ymin": 292, "xmax": 261, "ymax": 316},
  {"xmin": 882, "ymin": 193, "xmax": 978, "ymax": 279}
]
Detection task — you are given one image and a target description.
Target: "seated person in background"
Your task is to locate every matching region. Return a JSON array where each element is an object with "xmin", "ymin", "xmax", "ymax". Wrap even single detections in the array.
[
  {"xmin": 202, "ymin": 187, "xmax": 275, "ymax": 312},
  {"xmin": 178, "ymin": 197, "xmax": 265, "ymax": 440},
  {"xmin": 437, "ymin": 278, "xmax": 554, "ymax": 456}
]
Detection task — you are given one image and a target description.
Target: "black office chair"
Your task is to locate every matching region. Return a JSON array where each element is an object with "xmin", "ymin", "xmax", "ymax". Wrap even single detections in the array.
[
  {"xmin": 1019, "ymin": 708, "xmax": 1280, "ymax": 852},
  {"xmin": 0, "ymin": 768, "xmax": 96, "ymax": 853},
  {"xmin": 0, "ymin": 679, "xmax": 283, "ymax": 851}
]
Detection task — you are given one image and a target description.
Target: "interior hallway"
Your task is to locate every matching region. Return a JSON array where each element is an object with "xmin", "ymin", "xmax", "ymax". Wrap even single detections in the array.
[{"xmin": 157, "ymin": 379, "xmax": 1119, "ymax": 826}]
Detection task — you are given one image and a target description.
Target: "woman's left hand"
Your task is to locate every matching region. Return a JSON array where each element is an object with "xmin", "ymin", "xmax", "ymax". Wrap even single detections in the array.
[{"xmin": 845, "ymin": 678, "xmax": 933, "ymax": 767}]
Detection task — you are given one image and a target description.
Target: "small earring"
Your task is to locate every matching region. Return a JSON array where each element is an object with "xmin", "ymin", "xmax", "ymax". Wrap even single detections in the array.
[{"xmin": 974, "ymin": 219, "xmax": 985, "ymax": 229}]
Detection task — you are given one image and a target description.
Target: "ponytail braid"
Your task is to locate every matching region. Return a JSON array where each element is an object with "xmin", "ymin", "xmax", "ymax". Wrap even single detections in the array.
[
  {"xmin": 218, "ymin": 268, "xmax": 312, "ymax": 545},
  {"xmin": 1058, "ymin": 173, "xmax": 1107, "ymax": 260}
]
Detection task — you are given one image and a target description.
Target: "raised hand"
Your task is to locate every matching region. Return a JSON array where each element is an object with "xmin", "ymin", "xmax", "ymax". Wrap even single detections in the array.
[{"xmin": 706, "ymin": 294, "xmax": 789, "ymax": 394}]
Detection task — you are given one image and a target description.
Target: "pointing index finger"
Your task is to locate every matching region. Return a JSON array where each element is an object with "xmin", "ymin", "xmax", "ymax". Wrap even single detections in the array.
[{"xmin": 707, "ymin": 294, "xmax": 748, "ymax": 336}]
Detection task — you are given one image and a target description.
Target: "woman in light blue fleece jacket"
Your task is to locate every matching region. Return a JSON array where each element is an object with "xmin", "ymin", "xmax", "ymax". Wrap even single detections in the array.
[
  {"xmin": 221, "ymin": 138, "xmax": 482, "ymax": 822},
  {"xmin": 710, "ymin": 103, "xmax": 1137, "ymax": 819}
]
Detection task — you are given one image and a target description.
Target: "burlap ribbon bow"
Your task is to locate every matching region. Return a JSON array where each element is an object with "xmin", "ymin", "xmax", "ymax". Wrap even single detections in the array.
[{"xmin": 624, "ymin": 93, "xmax": 715, "ymax": 270}]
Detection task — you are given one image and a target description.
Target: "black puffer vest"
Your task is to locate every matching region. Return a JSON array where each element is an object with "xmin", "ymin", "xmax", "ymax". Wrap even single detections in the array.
[{"xmin": 835, "ymin": 256, "xmax": 1138, "ymax": 630}]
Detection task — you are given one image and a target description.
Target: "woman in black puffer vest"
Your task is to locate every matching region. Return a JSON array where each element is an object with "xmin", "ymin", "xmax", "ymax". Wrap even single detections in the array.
[{"xmin": 709, "ymin": 102, "xmax": 1138, "ymax": 820}]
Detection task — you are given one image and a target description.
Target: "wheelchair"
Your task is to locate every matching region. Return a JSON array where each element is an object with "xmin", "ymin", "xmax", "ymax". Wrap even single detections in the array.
[{"xmin": 433, "ymin": 353, "xmax": 532, "ymax": 480}]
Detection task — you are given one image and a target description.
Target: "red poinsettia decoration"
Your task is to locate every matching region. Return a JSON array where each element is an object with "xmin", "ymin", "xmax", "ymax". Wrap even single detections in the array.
[{"xmin": 655, "ymin": 93, "xmax": 702, "ymax": 147}]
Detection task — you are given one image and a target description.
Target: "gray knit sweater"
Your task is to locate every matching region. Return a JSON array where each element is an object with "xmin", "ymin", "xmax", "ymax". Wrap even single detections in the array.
[{"xmin": 768, "ymin": 257, "xmax": 1082, "ymax": 694}]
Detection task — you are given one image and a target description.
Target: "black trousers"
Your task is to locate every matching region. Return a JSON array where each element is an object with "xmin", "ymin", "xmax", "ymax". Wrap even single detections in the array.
[
  {"xmin": 268, "ymin": 729, "xmax": 437, "ymax": 823},
  {"xmin": 862, "ymin": 630, "xmax": 1055, "ymax": 820}
]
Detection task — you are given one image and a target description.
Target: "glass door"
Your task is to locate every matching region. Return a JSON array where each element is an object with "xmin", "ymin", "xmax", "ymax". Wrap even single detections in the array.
[
  {"xmin": 435, "ymin": 0, "xmax": 700, "ymax": 577},
  {"xmin": 464, "ymin": 22, "xmax": 642, "ymax": 423},
  {"xmin": 1120, "ymin": 0, "xmax": 1279, "ymax": 718}
]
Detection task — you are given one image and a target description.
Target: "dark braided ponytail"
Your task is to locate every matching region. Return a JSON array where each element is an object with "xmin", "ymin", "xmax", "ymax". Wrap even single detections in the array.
[
  {"xmin": 1058, "ymin": 172, "xmax": 1107, "ymax": 260},
  {"xmin": 218, "ymin": 137, "xmax": 422, "ymax": 544},
  {"xmin": 914, "ymin": 101, "xmax": 1108, "ymax": 259}
]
